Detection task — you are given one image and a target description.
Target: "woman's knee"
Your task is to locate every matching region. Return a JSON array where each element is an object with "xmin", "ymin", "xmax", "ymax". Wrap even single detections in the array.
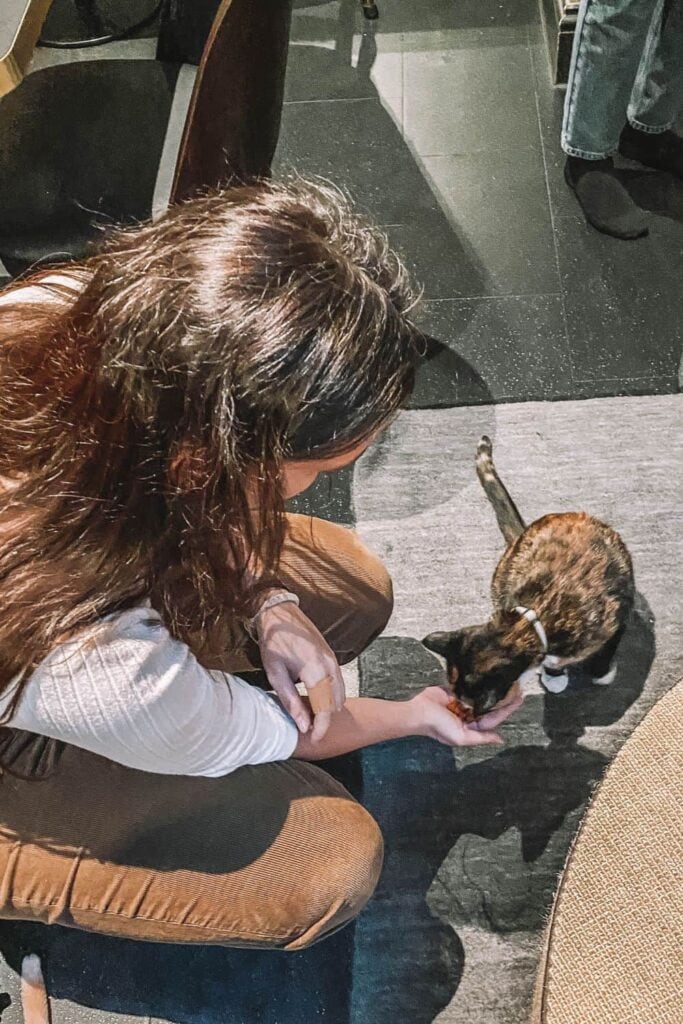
[
  {"xmin": 338, "ymin": 545, "xmax": 393, "ymax": 659},
  {"xmin": 322, "ymin": 548, "xmax": 393, "ymax": 664},
  {"xmin": 280, "ymin": 514, "xmax": 394, "ymax": 663},
  {"xmin": 284, "ymin": 801, "xmax": 384, "ymax": 950}
]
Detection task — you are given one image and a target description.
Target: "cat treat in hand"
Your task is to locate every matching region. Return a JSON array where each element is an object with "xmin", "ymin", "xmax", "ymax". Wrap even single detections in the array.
[
  {"xmin": 423, "ymin": 436, "xmax": 634, "ymax": 719},
  {"xmin": 446, "ymin": 698, "xmax": 475, "ymax": 724}
]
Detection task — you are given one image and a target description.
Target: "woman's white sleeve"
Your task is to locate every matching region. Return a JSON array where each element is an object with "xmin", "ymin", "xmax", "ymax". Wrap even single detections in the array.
[{"xmin": 11, "ymin": 610, "xmax": 299, "ymax": 777}]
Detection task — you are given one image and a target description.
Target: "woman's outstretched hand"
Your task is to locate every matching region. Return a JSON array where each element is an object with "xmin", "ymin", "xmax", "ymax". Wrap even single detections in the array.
[
  {"xmin": 411, "ymin": 683, "xmax": 524, "ymax": 747},
  {"xmin": 292, "ymin": 682, "xmax": 525, "ymax": 762},
  {"xmin": 256, "ymin": 601, "xmax": 345, "ymax": 743},
  {"xmin": 254, "ymin": 595, "xmax": 524, "ymax": 754}
]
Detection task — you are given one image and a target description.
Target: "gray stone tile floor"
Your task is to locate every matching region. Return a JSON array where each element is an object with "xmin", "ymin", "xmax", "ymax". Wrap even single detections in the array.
[{"xmin": 0, "ymin": 1, "xmax": 682, "ymax": 1022}]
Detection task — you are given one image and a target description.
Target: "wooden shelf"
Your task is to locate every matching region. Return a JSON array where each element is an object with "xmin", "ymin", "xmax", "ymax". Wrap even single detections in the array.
[{"xmin": 541, "ymin": 0, "xmax": 580, "ymax": 85}]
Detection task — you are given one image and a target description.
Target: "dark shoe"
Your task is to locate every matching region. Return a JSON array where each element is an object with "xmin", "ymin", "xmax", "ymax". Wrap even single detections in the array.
[
  {"xmin": 564, "ymin": 156, "xmax": 649, "ymax": 239},
  {"xmin": 619, "ymin": 123, "xmax": 683, "ymax": 179}
]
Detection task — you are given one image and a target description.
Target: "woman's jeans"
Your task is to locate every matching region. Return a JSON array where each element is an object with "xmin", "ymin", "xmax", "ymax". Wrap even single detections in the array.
[{"xmin": 562, "ymin": 0, "xmax": 683, "ymax": 158}]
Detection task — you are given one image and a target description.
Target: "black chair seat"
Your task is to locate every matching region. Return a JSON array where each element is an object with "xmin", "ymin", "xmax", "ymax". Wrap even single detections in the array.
[{"xmin": 0, "ymin": 59, "xmax": 179, "ymax": 271}]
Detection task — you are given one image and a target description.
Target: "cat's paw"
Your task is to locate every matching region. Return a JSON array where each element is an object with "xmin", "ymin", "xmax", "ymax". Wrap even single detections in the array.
[
  {"xmin": 541, "ymin": 668, "xmax": 569, "ymax": 693},
  {"xmin": 591, "ymin": 665, "xmax": 617, "ymax": 686}
]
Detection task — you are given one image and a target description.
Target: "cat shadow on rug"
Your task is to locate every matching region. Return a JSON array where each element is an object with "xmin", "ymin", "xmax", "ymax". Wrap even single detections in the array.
[{"xmin": 352, "ymin": 592, "xmax": 655, "ymax": 1023}]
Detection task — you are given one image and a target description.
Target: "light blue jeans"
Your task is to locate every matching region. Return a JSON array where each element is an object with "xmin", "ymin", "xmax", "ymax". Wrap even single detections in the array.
[{"xmin": 562, "ymin": 0, "xmax": 683, "ymax": 158}]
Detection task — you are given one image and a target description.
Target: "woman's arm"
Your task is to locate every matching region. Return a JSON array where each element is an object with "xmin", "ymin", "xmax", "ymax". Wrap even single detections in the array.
[
  {"xmin": 11, "ymin": 606, "xmax": 300, "ymax": 778},
  {"xmin": 293, "ymin": 696, "xmax": 421, "ymax": 760},
  {"xmin": 292, "ymin": 685, "xmax": 523, "ymax": 760},
  {"xmin": 253, "ymin": 601, "xmax": 525, "ymax": 752}
]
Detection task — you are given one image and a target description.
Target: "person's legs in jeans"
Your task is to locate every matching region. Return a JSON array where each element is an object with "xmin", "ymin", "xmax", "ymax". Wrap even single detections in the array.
[
  {"xmin": 620, "ymin": 0, "xmax": 683, "ymax": 175},
  {"xmin": 562, "ymin": 0, "xmax": 662, "ymax": 237},
  {"xmin": 562, "ymin": 0, "xmax": 662, "ymax": 158}
]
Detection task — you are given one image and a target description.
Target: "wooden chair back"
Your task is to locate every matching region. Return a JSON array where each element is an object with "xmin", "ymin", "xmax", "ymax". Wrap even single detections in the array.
[{"xmin": 170, "ymin": 0, "xmax": 293, "ymax": 203}]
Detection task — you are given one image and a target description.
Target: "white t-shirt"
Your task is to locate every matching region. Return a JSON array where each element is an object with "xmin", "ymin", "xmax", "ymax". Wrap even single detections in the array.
[{"xmin": 0, "ymin": 277, "xmax": 299, "ymax": 776}]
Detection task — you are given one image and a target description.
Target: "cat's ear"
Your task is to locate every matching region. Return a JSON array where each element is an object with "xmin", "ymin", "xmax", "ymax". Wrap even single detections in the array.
[{"xmin": 422, "ymin": 631, "xmax": 455, "ymax": 657}]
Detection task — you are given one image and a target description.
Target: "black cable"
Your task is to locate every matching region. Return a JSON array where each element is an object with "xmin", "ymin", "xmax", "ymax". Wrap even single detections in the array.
[{"xmin": 38, "ymin": 0, "xmax": 164, "ymax": 50}]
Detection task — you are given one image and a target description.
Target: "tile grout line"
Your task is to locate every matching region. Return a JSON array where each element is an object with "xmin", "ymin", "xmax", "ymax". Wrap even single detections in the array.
[
  {"xmin": 400, "ymin": 31, "xmax": 406, "ymax": 138},
  {"xmin": 403, "ymin": 144, "xmax": 550, "ymax": 159},
  {"xmin": 418, "ymin": 292, "xmax": 564, "ymax": 303},
  {"xmin": 571, "ymin": 375, "xmax": 678, "ymax": 386},
  {"xmin": 410, "ymin": 381, "xmax": 679, "ymax": 410},
  {"xmin": 282, "ymin": 95, "xmax": 396, "ymax": 106},
  {"xmin": 526, "ymin": 22, "xmax": 578, "ymax": 384}
]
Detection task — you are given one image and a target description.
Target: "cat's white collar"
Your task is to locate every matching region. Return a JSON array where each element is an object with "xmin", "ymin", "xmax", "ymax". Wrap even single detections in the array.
[
  {"xmin": 514, "ymin": 605, "xmax": 568, "ymax": 693},
  {"xmin": 514, "ymin": 605, "xmax": 548, "ymax": 653}
]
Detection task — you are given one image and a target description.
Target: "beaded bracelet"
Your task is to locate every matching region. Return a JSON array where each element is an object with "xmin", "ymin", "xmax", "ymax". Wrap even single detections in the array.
[{"xmin": 246, "ymin": 590, "xmax": 300, "ymax": 639}]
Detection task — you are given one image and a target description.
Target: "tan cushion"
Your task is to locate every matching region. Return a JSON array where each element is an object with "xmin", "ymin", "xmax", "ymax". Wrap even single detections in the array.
[{"xmin": 532, "ymin": 678, "xmax": 683, "ymax": 1024}]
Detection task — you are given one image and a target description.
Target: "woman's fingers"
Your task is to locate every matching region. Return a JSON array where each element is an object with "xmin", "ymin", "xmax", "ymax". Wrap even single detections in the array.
[
  {"xmin": 496, "ymin": 681, "xmax": 523, "ymax": 710},
  {"xmin": 301, "ymin": 662, "xmax": 345, "ymax": 742},
  {"xmin": 264, "ymin": 663, "xmax": 312, "ymax": 734},
  {"xmin": 463, "ymin": 682, "xmax": 524, "ymax": 737},
  {"xmin": 458, "ymin": 727, "xmax": 504, "ymax": 747},
  {"xmin": 255, "ymin": 602, "xmax": 346, "ymax": 740},
  {"xmin": 310, "ymin": 709, "xmax": 333, "ymax": 743},
  {"xmin": 475, "ymin": 686, "xmax": 525, "ymax": 730},
  {"xmin": 301, "ymin": 664, "xmax": 345, "ymax": 710},
  {"xmin": 332, "ymin": 665, "xmax": 346, "ymax": 712}
]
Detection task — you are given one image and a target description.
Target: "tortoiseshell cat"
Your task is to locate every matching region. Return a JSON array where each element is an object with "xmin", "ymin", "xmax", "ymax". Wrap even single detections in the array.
[{"xmin": 423, "ymin": 437, "xmax": 634, "ymax": 718}]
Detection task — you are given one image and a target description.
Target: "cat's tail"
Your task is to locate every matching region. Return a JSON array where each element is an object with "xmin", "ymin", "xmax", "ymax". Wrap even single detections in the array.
[{"xmin": 476, "ymin": 436, "xmax": 526, "ymax": 544}]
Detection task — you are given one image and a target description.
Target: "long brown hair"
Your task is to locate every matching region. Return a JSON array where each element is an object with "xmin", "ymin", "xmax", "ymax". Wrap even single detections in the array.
[{"xmin": 0, "ymin": 178, "xmax": 420, "ymax": 717}]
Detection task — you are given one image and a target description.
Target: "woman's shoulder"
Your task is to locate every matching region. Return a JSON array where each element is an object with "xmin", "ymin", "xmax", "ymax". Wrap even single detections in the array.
[
  {"xmin": 97, "ymin": 601, "xmax": 166, "ymax": 636},
  {"xmin": 31, "ymin": 603, "xmax": 186, "ymax": 684},
  {"xmin": 21, "ymin": 602, "xmax": 211, "ymax": 727},
  {"xmin": 74, "ymin": 603, "xmax": 184, "ymax": 664}
]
